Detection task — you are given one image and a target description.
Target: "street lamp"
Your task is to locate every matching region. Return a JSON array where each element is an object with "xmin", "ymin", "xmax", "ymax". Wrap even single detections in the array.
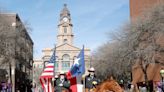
[{"xmin": 10, "ymin": 22, "xmax": 16, "ymax": 92}]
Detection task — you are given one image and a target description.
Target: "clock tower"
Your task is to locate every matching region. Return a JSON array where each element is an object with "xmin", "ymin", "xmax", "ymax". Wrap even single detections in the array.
[
  {"xmin": 37, "ymin": 4, "xmax": 91, "ymax": 75},
  {"xmin": 57, "ymin": 4, "xmax": 74, "ymax": 46}
]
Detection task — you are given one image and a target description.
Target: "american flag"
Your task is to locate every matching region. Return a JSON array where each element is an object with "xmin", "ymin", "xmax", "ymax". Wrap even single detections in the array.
[{"xmin": 40, "ymin": 50, "xmax": 56, "ymax": 92}]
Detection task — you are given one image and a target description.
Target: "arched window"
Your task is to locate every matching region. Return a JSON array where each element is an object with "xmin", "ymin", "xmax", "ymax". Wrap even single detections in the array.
[
  {"xmin": 64, "ymin": 27, "xmax": 67, "ymax": 33},
  {"xmin": 63, "ymin": 39, "xmax": 67, "ymax": 43},
  {"xmin": 62, "ymin": 54, "xmax": 70, "ymax": 71},
  {"xmin": 62, "ymin": 54, "xmax": 70, "ymax": 61},
  {"xmin": 55, "ymin": 61, "xmax": 59, "ymax": 72},
  {"xmin": 53, "ymin": 56, "xmax": 59, "ymax": 72}
]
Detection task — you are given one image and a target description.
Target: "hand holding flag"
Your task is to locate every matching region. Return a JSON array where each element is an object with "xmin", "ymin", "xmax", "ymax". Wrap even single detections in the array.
[
  {"xmin": 40, "ymin": 49, "xmax": 56, "ymax": 92},
  {"xmin": 66, "ymin": 46, "xmax": 85, "ymax": 92}
]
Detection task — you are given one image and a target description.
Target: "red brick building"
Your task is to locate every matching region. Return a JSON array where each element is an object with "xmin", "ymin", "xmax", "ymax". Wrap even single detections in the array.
[{"xmin": 130, "ymin": 0, "xmax": 164, "ymax": 21}]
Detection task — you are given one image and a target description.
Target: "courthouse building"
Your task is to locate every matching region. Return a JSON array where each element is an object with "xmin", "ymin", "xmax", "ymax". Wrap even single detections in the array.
[{"xmin": 33, "ymin": 4, "xmax": 91, "ymax": 80}]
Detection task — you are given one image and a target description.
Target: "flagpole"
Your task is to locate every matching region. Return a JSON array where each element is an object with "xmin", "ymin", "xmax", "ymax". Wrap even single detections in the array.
[
  {"xmin": 53, "ymin": 44, "xmax": 56, "ymax": 87},
  {"xmin": 82, "ymin": 45, "xmax": 86, "ymax": 92},
  {"xmin": 54, "ymin": 44, "xmax": 56, "ymax": 76}
]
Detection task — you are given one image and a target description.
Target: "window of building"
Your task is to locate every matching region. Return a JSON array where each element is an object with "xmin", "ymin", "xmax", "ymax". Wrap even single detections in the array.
[
  {"xmin": 55, "ymin": 62, "xmax": 59, "ymax": 67},
  {"xmin": 62, "ymin": 61, "xmax": 70, "ymax": 71},
  {"xmin": 19, "ymin": 64, "xmax": 23, "ymax": 71},
  {"xmin": 37, "ymin": 64, "xmax": 40, "ymax": 68},
  {"xmin": 55, "ymin": 62, "xmax": 59, "ymax": 72},
  {"xmin": 39, "ymin": 65, "xmax": 43, "ymax": 68},
  {"xmin": 33, "ymin": 64, "xmax": 35, "ymax": 68},
  {"xmin": 63, "ymin": 39, "xmax": 67, "ymax": 43},
  {"xmin": 62, "ymin": 54, "xmax": 70, "ymax": 61},
  {"xmin": 64, "ymin": 27, "xmax": 67, "ymax": 33},
  {"xmin": 62, "ymin": 54, "xmax": 70, "ymax": 71}
]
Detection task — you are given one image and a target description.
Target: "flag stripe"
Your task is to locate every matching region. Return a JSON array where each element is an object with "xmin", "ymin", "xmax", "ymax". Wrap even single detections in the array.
[
  {"xmin": 46, "ymin": 63, "xmax": 54, "ymax": 66},
  {"xmin": 46, "ymin": 66, "xmax": 54, "ymax": 68},
  {"xmin": 40, "ymin": 49, "xmax": 56, "ymax": 92},
  {"xmin": 44, "ymin": 68, "xmax": 54, "ymax": 71},
  {"xmin": 48, "ymin": 78, "xmax": 50, "ymax": 92},
  {"xmin": 41, "ymin": 72, "xmax": 54, "ymax": 76},
  {"xmin": 40, "ymin": 78, "xmax": 45, "ymax": 92},
  {"xmin": 44, "ymin": 70, "xmax": 54, "ymax": 72}
]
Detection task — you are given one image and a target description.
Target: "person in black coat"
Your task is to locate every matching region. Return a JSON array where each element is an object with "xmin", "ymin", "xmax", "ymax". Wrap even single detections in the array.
[
  {"xmin": 19, "ymin": 81, "xmax": 26, "ymax": 92},
  {"xmin": 85, "ymin": 67, "xmax": 100, "ymax": 91},
  {"xmin": 0, "ymin": 83, "xmax": 2, "ymax": 91},
  {"xmin": 54, "ymin": 71, "xmax": 70, "ymax": 92},
  {"xmin": 27, "ymin": 80, "xmax": 32, "ymax": 92}
]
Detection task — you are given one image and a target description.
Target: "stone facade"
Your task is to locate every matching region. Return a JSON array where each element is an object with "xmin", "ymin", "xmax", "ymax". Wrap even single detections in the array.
[{"xmin": 42, "ymin": 44, "xmax": 91, "ymax": 74}]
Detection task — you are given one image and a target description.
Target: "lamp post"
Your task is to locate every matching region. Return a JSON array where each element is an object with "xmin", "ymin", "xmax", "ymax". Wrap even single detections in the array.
[{"xmin": 11, "ymin": 22, "xmax": 16, "ymax": 92}]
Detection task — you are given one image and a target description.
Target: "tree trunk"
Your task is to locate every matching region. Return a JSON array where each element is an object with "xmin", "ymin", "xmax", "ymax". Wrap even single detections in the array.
[{"xmin": 141, "ymin": 63, "xmax": 149, "ymax": 92}]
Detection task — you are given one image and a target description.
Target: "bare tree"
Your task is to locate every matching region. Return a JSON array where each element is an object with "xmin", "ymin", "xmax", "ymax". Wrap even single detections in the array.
[
  {"xmin": 126, "ymin": 4, "xmax": 164, "ymax": 84},
  {"xmin": 33, "ymin": 67, "xmax": 43, "ymax": 87},
  {"xmin": 0, "ymin": 12, "xmax": 33, "ymax": 84},
  {"xmin": 93, "ymin": 4, "xmax": 164, "ymax": 85}
]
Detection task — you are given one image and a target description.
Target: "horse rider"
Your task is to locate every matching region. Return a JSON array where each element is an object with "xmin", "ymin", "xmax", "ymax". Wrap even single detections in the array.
[
  {"xmin": 85, "ymin": 67, "xmax": 100, "ymax": 92},
  {"xmin": 54, "ymin": 71, "xmax": 70, "ymax": 92},
  {"xmin": 157, "ymin": 69, "xmax": 164, "ymax": 92}
]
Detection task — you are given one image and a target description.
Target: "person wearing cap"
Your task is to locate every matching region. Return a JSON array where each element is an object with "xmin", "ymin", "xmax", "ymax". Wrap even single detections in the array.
[
  {"xmin": 54, "ymin": 71, "xmax": 70, "ymax": 92},
  {"xmin": 85, "ymin": 67, "xmax": 100, "ymax": 91},
  {"xmin": 158, "ymin": 69, "xmax": 164, "ymax": 92}
]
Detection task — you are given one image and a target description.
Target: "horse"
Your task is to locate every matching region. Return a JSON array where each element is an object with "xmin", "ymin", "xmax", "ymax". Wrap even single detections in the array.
[
  {"xmin": 94, "ymin": 79, "xmax": 124, "ymax": 92},
  {"xmin": 61, "ymin": 89, "xmax": 69, "ymax": 92},
  {"xmin": 54, "ymin": 87, "xmax": 70, "ymax": 92}
]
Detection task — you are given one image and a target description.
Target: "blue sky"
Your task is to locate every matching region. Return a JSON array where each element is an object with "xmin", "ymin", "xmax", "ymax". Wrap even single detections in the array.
[{"xmin": 0, "ymin": 0, "xmax": 130, "ymax": 59}]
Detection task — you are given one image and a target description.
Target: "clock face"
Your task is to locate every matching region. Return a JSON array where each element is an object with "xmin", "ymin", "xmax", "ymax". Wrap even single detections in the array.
[{"xmin": 63, "ymin": 17, "xmax": 68, "ymax": 22}]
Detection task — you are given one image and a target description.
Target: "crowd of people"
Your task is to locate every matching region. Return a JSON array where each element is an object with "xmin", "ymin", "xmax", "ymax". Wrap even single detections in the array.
[
  {"xmin": 1, "ymin": 67, "xmax": 164, "ymax": 92},
  {"xmin": 0, "ymin": 80, "xmax": 35, "ymax": 92},
  {"xmin": 53, "ymin": 67, "xmax": 100, "ymax": 92},
  {"xmin": 52, "ymin": 67, "xmax": 164, "ymax": 92},
  {"xmin": 16, "ymin": 80, "xmax": 31, "ymax": 92},
  {"xmin": 0, "ymin": 82, "xmax": 11, "ymax": 92},
  {"xmin": 126, "ymin": 80, "xmax": 164, "ymax": 92}
]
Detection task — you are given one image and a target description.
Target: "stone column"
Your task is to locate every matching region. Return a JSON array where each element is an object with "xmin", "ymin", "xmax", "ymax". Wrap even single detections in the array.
[
  {"xmin": 11, "ymin": 65, "xmax": 15, "ymax": 92},
  {"xmin": 70, "ymin": 59, "xmax": 73, "ymax": 67},
  {"xmin": 58, "ymin": 59, "xmax": 62, "ymax": 72}
]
